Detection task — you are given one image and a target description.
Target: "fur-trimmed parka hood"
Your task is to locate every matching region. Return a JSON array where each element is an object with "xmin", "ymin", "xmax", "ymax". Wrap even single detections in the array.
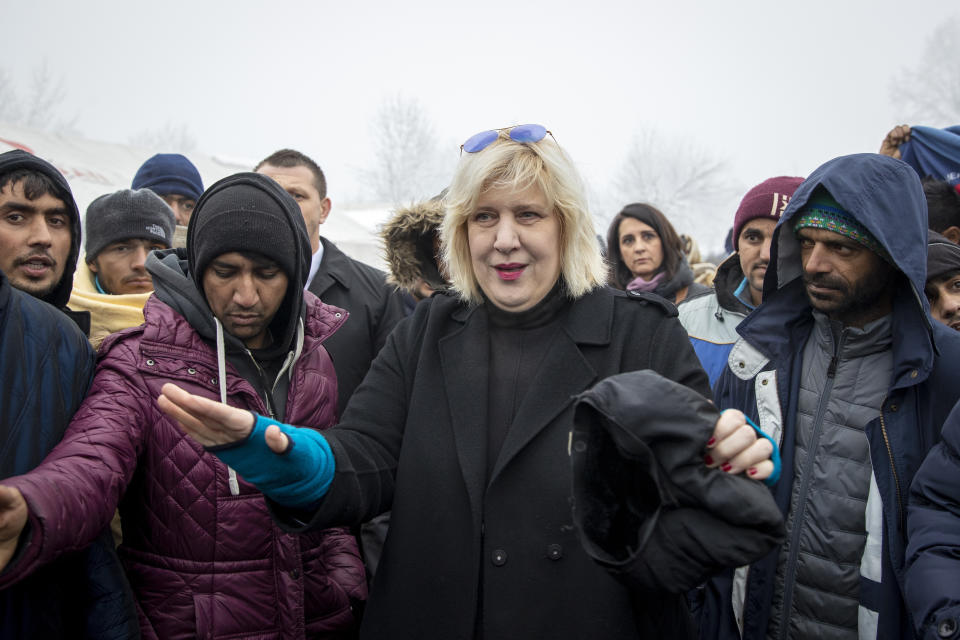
[{"xmin": 380, "ymin": 198, "xmax": 448, "ymax": 294}]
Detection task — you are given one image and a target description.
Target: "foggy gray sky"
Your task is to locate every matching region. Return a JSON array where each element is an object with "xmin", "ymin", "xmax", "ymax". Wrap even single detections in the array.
[{"xmin": 2, "ymin": 0, "xmax": 956, "ymax": 251}]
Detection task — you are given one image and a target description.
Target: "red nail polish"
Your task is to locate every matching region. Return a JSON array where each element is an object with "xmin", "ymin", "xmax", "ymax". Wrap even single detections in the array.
[
  {"xmin": 722, "ymin": 463, "xmax": 732, "ymax": 472},
  {"xmin": 704, "ymin": 455, "xmax": 713, "ymax": 465},
  {"xmin": 706, "ymin": 437, "xmax": 716, "ymax": 447},
  {"xmin": 748, "ymin": 467, "xmax": 757, "ymax": 476}
]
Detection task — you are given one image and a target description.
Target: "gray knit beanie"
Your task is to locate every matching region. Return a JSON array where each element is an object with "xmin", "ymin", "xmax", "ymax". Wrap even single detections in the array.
[{"xmin": 85, "ymin": 189, "xmax": 176, "ymax": 262}]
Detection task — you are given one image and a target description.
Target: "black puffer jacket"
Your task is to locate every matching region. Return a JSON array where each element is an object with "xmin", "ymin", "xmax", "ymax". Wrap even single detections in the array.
[{"xmin": 571, "ymin": 369, "xmax": 785, "ymax": 593}]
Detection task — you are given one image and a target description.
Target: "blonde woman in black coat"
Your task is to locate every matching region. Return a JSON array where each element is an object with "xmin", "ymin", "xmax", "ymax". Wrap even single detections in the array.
[{"xmin": 154, "ymin": 125, "xmax": 776, "ymax": 639}]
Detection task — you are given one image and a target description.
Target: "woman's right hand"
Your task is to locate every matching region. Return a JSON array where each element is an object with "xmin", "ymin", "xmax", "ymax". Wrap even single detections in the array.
[{"xmin": 158, "ymin": 382, "xmax": 289, "ymax": 453}]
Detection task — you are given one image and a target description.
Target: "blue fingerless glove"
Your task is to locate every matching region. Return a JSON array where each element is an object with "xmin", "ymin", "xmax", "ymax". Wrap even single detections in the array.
[
  {"xmin": 744, "ymin": 415, "xmax": 781, "ymax": 486},
  {"xmin": 208, "ymin": 414, "xmax": 335, "ymax": 508}
]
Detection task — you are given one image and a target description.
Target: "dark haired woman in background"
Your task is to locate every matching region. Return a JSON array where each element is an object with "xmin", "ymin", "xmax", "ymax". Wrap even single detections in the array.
[{"xmin": 606, "ymin": 203, "xmax": 710, "ymax": 304}]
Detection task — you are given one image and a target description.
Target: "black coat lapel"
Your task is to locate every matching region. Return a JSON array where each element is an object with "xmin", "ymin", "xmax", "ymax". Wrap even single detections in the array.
[
  {"xmin": 307, "ymin": 269, "xmax": 333, "ymax": 298},
  {"xmin": 438, "ymin": 306, "xmax": 489, "ymax": 528},
  {"xmin": 308, "ymin": 238, "xmax": 348, "ymax": 299},
  {"xmin": 489, "ymin": 326, "xmax": 597, "ymax": 482}
]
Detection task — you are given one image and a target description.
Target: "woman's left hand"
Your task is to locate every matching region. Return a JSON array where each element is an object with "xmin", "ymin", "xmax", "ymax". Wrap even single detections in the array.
[{"xmin": 704, "ymin": 409, "xmax": 775, "ymax": 480}]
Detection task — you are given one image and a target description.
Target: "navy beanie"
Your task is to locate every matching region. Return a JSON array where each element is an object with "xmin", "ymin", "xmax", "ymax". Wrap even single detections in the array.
[{"xmin": 132, "ymin": 153, "xmax": 204, "ymax": 201}]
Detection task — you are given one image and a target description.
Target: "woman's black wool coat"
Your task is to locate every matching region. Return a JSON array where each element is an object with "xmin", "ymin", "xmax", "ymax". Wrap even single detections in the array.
[{"xmin": 273, "ymin": 285, "xmax": 711, "ymax": 639}]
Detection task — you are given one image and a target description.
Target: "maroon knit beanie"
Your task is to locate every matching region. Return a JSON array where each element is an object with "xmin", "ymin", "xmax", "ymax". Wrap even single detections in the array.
[{"xmin": 732, "ymin": 176, "xmax": 805, "ymax": 251}]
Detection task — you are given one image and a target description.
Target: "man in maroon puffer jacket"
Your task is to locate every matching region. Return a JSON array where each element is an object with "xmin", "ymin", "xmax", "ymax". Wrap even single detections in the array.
[{"xmin": 0, "ymin": 173, "xmax": 367, "ymax": 639}]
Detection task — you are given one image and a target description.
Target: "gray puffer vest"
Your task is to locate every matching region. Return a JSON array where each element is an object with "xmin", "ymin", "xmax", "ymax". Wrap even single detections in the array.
[{"xmin": 767, "ymin": 311, "xmax": 892, "ymax": 640}]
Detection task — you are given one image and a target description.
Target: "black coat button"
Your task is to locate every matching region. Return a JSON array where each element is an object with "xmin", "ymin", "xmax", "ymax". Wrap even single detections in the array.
[
  {"xmin": 491, "ymin": 549, "xmax": 507, "ymax": 566},
  {"xmin": 939, "ymin": 618, "xmax": 958, "ymax": 638},
  {"xmin": 547, "ymin": 544, "xmax": 563, "ymax": 560},
  {"xmin": 289, "ymin": 569, "xmax": 301, "ymax": 579}
]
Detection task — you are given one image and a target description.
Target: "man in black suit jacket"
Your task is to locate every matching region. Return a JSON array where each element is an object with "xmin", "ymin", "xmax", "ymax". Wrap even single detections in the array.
[{"xmin": 255, "ymin": 149, "xmax": 405, "ymax": 417}]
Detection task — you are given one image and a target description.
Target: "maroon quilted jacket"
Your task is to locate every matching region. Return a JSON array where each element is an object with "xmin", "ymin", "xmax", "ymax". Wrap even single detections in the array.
[{"xmin": 1, "ymin": 294, "xmax": 367, "ymax": 639}]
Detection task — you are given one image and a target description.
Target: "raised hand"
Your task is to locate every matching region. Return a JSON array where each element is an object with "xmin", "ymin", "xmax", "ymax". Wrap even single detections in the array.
[{"xmin": 879, "ymin": 124, "xmax": 911, "ymax": 159}]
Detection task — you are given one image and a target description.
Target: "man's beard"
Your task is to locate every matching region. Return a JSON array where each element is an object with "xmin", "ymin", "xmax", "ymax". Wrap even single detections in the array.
[{"xmin": 802, "ymin": 265, "xmax": 895, "ymax": 323}]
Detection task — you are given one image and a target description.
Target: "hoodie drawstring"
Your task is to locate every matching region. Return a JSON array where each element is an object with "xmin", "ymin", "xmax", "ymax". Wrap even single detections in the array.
[{"xmin": 214, "ymin": 317, "xmax": 241, "ymax": 496}]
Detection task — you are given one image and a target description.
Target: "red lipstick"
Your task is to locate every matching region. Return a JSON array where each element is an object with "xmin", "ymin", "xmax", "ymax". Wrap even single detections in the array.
[{"xmin": 495, "ymin": 263, "xmax": 525, "ymax": 281}]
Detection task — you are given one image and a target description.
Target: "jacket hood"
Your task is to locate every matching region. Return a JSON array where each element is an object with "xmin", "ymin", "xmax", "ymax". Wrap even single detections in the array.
[
  {"xmin": 147, "ymin": 248, "xmax": 229, "ymax": 347},
  {"xmin": 380, "ymin": 198, "xmax": 448, "ymax": 294},
  {"xmin": 0, "ymin": 149, "xmax": 81, "ymax": 309},
  {"xmin": 770, "ymin": 153, "xmax": 928, "ymax": 302},
  {"xmin": 184, "ymin": 172, "xmax": 312, "ymax": 360},
  {"xmin": 742, "ymin": 153, "xmax": 936, "ymax": 388}
]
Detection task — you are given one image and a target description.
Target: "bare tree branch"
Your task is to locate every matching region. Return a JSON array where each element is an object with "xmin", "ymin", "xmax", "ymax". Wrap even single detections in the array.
[
  {"xmin": 0, "ymin": 68, "xmax": 22, "ymax": 123},
  {"xmin": 0, "ymin": 61, "xmax": 78, "ymax": 133},
  {"xmin": 361, "ymin": 94, "xmax": 451, "ymax": 205},
  {"xmin": 129, "ymin": 121, "xmax": 199, "ymax": 154},
  {"xmin": 890, "ymin": 15, "xmax": 960, "ymax": 125},
  {"xmin": 609, "ymin": 128, "xmax": 737, "ymax": 238}
]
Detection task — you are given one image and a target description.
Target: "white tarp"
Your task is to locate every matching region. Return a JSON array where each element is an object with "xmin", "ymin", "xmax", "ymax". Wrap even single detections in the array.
[{"xmin": 0, "ymin": 123, "xmax": 391, "ymax": 269}]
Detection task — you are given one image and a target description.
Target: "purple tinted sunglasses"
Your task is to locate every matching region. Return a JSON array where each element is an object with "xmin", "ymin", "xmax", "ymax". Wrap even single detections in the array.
[{"xmin": 460, "ymin": 124, "xmax": 553, "ymax": 154}]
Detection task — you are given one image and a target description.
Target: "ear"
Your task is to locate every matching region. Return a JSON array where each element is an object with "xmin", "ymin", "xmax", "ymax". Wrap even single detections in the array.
[
  {"xmin": 942, "ymin": 226, "xmax": 960, "ymax": 245},
  {"xmin": 88, "ymin": 258, "xmax": 99, "ymax": 274},
  {"xmin": 318, "ymin": 198, "xmax": 331, "ymax": 225}
]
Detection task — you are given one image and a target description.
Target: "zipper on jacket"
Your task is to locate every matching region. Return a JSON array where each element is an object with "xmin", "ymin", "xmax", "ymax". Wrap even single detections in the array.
[
  {"xmin": 777, "ymin": 331, "xmax": 844, "ymax": 640},
  {"xmin": 826, "ymin": 355, "xmax": 838, "ymax": 377},
  {"xmin": 879, "ymin": 408, "xmax": 905, "ymax": 538},
  {"xmin": 245, "ymin": 349, "xmax": 278, "ymax": 419},
  {"xmin": 242, "ymin": 320, "xmax": 302, "ymax": 421}
]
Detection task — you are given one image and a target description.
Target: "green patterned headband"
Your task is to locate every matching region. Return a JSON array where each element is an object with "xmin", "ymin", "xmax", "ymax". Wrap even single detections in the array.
[{"xmin": 793, "ymin": 194, "xmax": 889, "ymax": 261}]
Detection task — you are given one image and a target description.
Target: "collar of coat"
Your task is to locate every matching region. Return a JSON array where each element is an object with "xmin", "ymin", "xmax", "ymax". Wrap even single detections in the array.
[
  {"xmin": 448, "ymin": 285, "xmax": 619, "ymax": 347},
  {"xmin": 312, "ymin": 237, "xmax": 353, "ymax": 292}
]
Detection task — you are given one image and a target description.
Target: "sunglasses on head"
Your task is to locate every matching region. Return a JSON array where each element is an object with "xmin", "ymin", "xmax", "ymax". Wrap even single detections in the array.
[{"xmin": 460, "ymin": 124, "xmax": 553, "ymax": 154}]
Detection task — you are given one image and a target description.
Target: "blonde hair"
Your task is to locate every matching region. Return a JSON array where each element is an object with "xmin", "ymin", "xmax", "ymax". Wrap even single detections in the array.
[{"xmin": 441, "ymin": 135, "xmax": 606, "ymax": 304}]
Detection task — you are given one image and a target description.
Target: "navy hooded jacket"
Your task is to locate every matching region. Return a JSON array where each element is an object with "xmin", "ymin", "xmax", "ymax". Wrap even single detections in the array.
[
  {"xmin": 0, "ymin": 269, "xmax": 139, "ymax": 639},
  {"xmin": 0, "ymin": 150, "xmax": 137, "ymax": 637},
  {"xmin": 906, "ymin": 397, "xmax": 960, "ymax": 639},
  {"xmin": 701, "ymin": 153, "xmax": 960, "ymax": 640}
]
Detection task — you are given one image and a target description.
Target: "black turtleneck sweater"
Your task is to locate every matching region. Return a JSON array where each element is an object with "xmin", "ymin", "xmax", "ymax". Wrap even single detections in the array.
[{"xmin": 484, "ymin": 281, "xmax": 569, "ymax": 479}]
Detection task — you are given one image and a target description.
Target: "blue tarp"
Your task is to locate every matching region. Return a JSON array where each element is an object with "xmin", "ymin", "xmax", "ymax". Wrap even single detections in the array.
[{"xmin": 900, "ymin": 125, "xmax": 960, "ymax": 185}]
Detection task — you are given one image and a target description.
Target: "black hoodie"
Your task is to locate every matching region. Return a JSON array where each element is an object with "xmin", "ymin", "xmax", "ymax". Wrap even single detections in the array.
[
  {"xmin": 0, "ymin": 149, "xmax": 89, "ymax": 333},
  {"xmin": 146, "ymin": 172, "xmax": 312, "ymax": 420}
]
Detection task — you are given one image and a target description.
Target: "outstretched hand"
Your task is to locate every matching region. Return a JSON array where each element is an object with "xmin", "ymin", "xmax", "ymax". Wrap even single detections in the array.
[
  {"xmin": 0, "ymin": 485, "xmax": 27, "ymax": 572},
  {"xmin": 705, "ymin": 409, "xmax": 775, "ymax": 480},
  {"xmin": 879, "ymin": 124, "xmax": 911, "ymax": 159},
  {"xmin": 157, "ymin": 383, "xmax": 289, "ymax": 453}
]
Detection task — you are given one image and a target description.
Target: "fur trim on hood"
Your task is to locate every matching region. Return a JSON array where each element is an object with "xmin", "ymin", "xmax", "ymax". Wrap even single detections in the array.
[{"xmin": 380, "ymin": 198, "xmax": 448, "ymax": 294}]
